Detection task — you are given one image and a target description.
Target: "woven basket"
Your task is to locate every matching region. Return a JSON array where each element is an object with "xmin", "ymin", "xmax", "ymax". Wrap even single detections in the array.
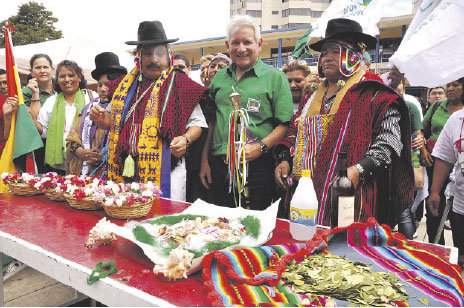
[
  {"xmin": 9, "ymin": 182, "xmax": 43, "ymax": 196},
  {"xmin": 44, "ymin": 187, "xmax": 66, "ymax": 202},
  {"xmin": 102, "ymin": 199, "xmax": 153, "ymax": 219},
  {"xmin": 64, "ymin": 193, "xmax": 100, "ymax": 210}
]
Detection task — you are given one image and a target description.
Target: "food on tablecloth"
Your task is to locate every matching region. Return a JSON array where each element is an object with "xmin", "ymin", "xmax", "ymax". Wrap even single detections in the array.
[
  {"xmin": 152, "ymin": 246, "xmax": 194, "ymax": 280},
  {"xmin": 133, "ymin": 214, "xmax": 260, "ymax": 258},
  {"xmin": 86, "ymin": 217, "xmax": 117, "ymax": 247},
  {"xmin": 282, "ymin": 253, "xmax": 408, "ymax": 306},
  {"xmin": 86, "ymin": 199, "xmax": 279, "ymax": 280}
]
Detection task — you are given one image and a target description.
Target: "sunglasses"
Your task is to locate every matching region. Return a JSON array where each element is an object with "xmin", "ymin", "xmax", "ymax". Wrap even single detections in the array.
[{"xmin": 173, "ymin": 65, "xmax": 186, "ymax": 70}]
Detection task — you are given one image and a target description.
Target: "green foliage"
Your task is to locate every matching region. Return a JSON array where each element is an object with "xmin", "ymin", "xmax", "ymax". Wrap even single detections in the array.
[
  {"xmin": 187, "ymin": 240, "xmax": 240, "ymax": 258},
  {"xmin": 149, "ymin": 214, "xmax": 206, "ymax": 225},
  {"xmin": 240, "ymin": 215, "xmax": 261, "ymax": 238},
  {"xmin": 0, "ymin": 1, "xmax": 62, "ymax": 47}
]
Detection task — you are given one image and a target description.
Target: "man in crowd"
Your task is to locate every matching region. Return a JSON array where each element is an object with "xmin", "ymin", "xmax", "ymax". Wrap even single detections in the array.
[
  {"xmin": 282, "ymin": 61, "xmax": 310, "ymax": 113},
  {"xmin": 274, "ymin": 18, "xmax": 414, "ymax": 226},
  {"xmin": 199, "ymin": 54, "xmax": 213, "ymax": 86},
  {"xmin": 90, "ymin": 20, "xmax": 208, "ymax": 201},
  {"xmin": 173, "ymin": 54, "xmax": 191, "ymax": 76},
  {"xmin": 200, "ymin": 15, "xmax": 293, "ymax": 210},
  {"xmin": 0, "ymin": 69, "xmax": 7, "ymax": 97}
]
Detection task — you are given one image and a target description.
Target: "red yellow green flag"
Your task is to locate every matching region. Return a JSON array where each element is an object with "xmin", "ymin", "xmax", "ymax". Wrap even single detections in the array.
[{"xmin": 0, "ymin": 21, "xmax": 43, "ymax": 192}]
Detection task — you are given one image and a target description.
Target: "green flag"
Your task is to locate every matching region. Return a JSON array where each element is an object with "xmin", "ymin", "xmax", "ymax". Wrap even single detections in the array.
[{"xmin": 292, "ymin": 28, "xmax": 314, "ymax": 60}]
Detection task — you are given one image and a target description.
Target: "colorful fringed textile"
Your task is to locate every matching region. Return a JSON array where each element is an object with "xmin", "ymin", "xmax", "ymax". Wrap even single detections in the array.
[
  {"xmin": 203, "ymin": 218, "xmax": 464, "ymax": 307},
  {"xmin": 293, "ymin": 113, "xmax": 335, "ymax": 179},
  {"xmin": 226, "ymin": 108, "xmax": 251, "ymax": 207}
]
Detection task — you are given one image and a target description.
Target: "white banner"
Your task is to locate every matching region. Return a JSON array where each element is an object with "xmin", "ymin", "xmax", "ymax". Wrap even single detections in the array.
[
  {"xmin": 389, "ymin": 0, "xmax": 464, "ymax": 87},
  {"xmin": 310, "ymin": 0, "xmax": 385, "ymax": 40}
]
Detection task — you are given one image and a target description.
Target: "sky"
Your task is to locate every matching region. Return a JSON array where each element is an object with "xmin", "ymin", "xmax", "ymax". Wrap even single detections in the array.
[
  {"xmin": 0, "ymin": 0, "xmax": 412, "ymax": 71},
  {"xmin": 0, "ymin": 0, "xmax": 412, "ymax": 43}
]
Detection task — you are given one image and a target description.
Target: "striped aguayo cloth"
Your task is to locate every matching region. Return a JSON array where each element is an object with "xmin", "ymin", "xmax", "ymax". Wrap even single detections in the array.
[{"xmin": 202, "ymin": 219, "xmax": 464, "ymax": 307}]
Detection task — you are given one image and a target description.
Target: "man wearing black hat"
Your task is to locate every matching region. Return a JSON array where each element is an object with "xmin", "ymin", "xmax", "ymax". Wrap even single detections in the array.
[
  {"xmin": 274, "ymin": 18, "xmax": 414, "ymax": 227},
  {"xmin": 90, "ymin": 21, "xmax": 208, "ymax": 201},
  {"xmin": 66, "ymin": 52, "xmax": 127, "ymax": 176}
]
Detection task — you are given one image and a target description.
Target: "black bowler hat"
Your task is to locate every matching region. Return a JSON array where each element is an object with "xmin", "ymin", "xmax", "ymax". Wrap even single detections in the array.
[
  {"xmin": 91, "ymin": 52, "xmax": 127, "ymax": 81},
  {"xmin": 309, "ymin": 18, "xmax": 377, "ymax": 52},
  {"xmin": 125, "ymin": 20, "xmax": 178, "ymax": 46}
]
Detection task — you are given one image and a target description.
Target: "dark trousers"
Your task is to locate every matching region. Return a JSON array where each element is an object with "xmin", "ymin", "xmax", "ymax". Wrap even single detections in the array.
[
  {"xmin": 450, "ymin": 207, "xmax": 464, "ymax": 257},
  {"xmin": 209, "ymin": 154, "xmax": 275, "ymax": 210},
  {"xmin": 425, "ymin": 165, "xmax": 449, "ymax": 244}
]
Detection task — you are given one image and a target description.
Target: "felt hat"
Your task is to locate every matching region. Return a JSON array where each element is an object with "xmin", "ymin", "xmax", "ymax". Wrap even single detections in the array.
[
  {"xmin": 125, "ymin": 20, "xmax": 178, "ymax": 45},
  {"xmin": 309, "ymin": 18, "xmax": 377, "ymax": 52},
  {"xmin": 91, "ymin": 52, "xmax": 127, "ymax": 81}
]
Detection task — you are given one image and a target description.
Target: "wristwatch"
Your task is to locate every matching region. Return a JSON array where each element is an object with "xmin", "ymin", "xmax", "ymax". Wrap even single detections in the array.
[{"xmin": 257, "ymin": 140, "xmax": 268, "ymax": 154}]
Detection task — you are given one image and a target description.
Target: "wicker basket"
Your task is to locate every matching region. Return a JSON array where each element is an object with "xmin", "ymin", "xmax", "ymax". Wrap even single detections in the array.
[
  {"xmin": 9, "ymin": 182, "xmax": 43, "ymax": 196},
  {"xmin": 64, "ymin": 193, "xmax": 100, "ymax": 210},
  {"xmin": 44, "ymin": 187, "xmax": 66, "ymax": 202},
  {"xmin": 102, "ymin": 199, "xmax": 154, "ymax": 219}
]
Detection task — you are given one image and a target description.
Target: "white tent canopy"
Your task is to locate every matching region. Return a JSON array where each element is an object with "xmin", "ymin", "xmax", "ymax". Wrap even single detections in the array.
[{"xmin": 0, "ymin": 35, "xmax": 134, "ymax": 85}]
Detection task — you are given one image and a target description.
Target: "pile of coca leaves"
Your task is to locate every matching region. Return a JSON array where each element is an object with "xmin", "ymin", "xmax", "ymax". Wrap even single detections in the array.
[{"xmin": 282, "ymin": 253, "xmax": 409, "ymax": 306}]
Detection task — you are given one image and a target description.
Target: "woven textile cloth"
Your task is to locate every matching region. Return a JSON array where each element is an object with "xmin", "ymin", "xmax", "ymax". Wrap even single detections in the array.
[{"xmin": 202, "ymin": 219, "xmax": 464, "ymax": 307}]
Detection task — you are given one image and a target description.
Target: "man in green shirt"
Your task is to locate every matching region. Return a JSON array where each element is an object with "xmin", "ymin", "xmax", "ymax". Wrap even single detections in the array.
[{"xmin": 200, "ymin": 15, "xmax": 293, "ymax": 210}]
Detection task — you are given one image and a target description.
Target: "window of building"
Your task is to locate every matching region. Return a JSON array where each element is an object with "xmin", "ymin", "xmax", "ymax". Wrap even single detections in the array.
[
  {"xmin": 271, "ymin": 25, "xmax": 279, "ymax": 29},
  {"xmin": 289, "ymin": 8, "xmax": 311, "ymax": 16},
  {"xmin": 282, "ymin": 0, "xmax": 289, "ymax": 2},
  {"xmin": 247, "ymin": 10, "xmax": 262, "ymax": 17},
  {"xmin": 281, "ymin": 24, "xmax": 288, "ymax": 28},
  {"xmin": 282, "ymin": 9, "xmax": 289, "ymax": 17},
  {"xmin": 271, "ymin": 46, "xmax": 294, "ymax": 57},
  {"xmin": 272, "ymin": 10, "xmax": 279, "ymax": 15},
  {"xmin": 311, "ymin": 11, "xmax": 323, "ymax": 17}
]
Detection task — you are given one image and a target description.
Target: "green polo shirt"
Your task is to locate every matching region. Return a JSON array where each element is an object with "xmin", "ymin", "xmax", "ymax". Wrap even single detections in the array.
[
  {"xmin": 209, "ymin": 58, "xmax": 293, "ymax": 156},
  {"xmin": 22, "ymin": 85, "xmax": 54, "ymax": 107},
  {"xmin": 405, "ymin": 101, "xmax": 423, "ymax": 132},
  {"xmin": 423, "ymin": 99, "xmax": 450, "ymax": 142}
]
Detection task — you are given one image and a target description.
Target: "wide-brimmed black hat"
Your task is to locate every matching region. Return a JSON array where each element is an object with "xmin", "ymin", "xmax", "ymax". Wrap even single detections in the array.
[
  {"xmin": 309, "ymin": 18, "xmax": 377, "ymax": 52},
  {"xmin": 125, "ymin": 20, "xmax": 178, "ymax": 46},
  {"xmin": 91, "ymin": 52, "xmax": 127, "ymax": 81}
]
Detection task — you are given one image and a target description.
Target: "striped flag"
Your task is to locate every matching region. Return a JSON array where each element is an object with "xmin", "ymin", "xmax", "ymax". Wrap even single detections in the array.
[{"xmin": 0, "ymin": 21, "xmax": 43, "ymax": 192}]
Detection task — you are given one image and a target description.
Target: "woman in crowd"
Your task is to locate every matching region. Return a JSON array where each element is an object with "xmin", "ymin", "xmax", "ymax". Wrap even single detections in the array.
[
  {"xmin": 427, "ymin": 92, "xmax": 464, "ymax": 266},
  {"xmin": 32, "ymin": 60, "xmax": 95, "ymax": 174},
  {"xmin": 66, "ymin": 52, "xmax": 127, "ymax": 176},
  {"xmin": 421, "ymin": 78, "xmax": 464, "ymax": 244},
  {"xmin": 282, "ymin": 61, "xmax": 310, "ymax": 113},
  {"xmin": 199, "ymin": 54, "xmax": 213, "ymax": 86},
  {"xmin": 23, "ymin": 53, "xmax": 55, "ymax": 173},
  {"xmin": 203, "ymin": 53, "xmax": 231, "ymax": 87}
]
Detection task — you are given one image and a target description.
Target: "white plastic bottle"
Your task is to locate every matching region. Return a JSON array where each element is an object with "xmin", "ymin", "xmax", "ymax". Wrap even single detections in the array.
[{"xmin": 289, "ymin": 169, "xmax": 318, "ymax": 241}]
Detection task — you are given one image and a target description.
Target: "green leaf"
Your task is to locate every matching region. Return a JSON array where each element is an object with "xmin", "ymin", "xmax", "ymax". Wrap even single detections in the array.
[
  {"xmin": 132, "ymin": 226, "xmax": 155, "ymax": 246},
  {"xmin": 149, "ymin": 214, "xmax": 206, "ymax": 225}
]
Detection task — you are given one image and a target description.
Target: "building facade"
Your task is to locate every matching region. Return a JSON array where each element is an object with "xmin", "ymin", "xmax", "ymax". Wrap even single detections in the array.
[{"xmin": 230, "ymin": 0, "xmax": 331, "ymax": 31}]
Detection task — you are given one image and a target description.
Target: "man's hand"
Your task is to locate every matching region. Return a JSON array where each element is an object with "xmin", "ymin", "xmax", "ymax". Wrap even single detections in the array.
[
  {"xmin": 3, "ymin": 96, "xmax": 19, "ymax": 117},
  {"xmin": 347, "ymin": 166, "xmax": 360, "ymax": 190},
  {"xmin": 89, "ymin": 105, "xmax": 108, "ymax": 126},
  {"xmin": 244, "ymin": 143, "xmax": 261, "ymax": 162},
  {"xmin": 421, "ymin": 149, "xmax": 433, "ymax": 167},
  {"xmin": 412, "ymin": 135, "xmax": 425, "ymax": 149},
  {"xmin": 427, "ymin": 192, "xmax": 441, "ymax": 217},
  {"xmin": 170, "ymin": 136, "xmax": 188, "ymax": 158},
  {"xmin": 275, "ymin": 160, "xmax": 291, "ymax": 188},
  {"xmin": 27, "ymin": 78, "xmax": 40, "ymax": 96},
  {"xmin": 199, "ymin": 158, "xmax": 212, "ymax": 189}
]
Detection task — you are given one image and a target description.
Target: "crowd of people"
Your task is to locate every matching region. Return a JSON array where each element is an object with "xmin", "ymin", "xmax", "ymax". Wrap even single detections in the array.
[{"xmin": 0, "ymin": 16, "xmax": 463, "ymax": 265}]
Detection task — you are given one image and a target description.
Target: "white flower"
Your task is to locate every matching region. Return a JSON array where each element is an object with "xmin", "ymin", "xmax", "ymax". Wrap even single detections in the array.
[
  {"xmin": 104, "ymin": 198, "xmax": 113, "ymax": 206},
  {"xmin": 84, "ymin": 187, "xmax": 93, "ymax": 196},
  {"xmin": 130, "ymin": 182, "xmax": 140, "ymax": 191},
  {"xmin": 115, "ymin": 198, "xmax": 123, "ymax": 206},
  {"xmin": 1, "ymin": 172, "xmax": 9, "ymax": 180},
  {"xmin": 142, "ymin": 190, "xmax": 153, "ymax": 198}
]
